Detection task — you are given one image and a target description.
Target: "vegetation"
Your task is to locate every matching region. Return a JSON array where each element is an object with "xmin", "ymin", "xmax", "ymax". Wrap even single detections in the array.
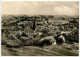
[
  {"xmin": 63, "ymin": 28, "xmax": 79, "ymax": 43},
  {"xmin": 1, "ymin": 15, "xmax": 79, "ymax": 56}
]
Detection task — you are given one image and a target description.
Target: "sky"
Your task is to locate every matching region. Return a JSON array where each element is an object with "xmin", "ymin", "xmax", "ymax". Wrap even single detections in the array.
[{"xmin": 1, "ymin": 1, "xmax": 79, "ymax": 16}]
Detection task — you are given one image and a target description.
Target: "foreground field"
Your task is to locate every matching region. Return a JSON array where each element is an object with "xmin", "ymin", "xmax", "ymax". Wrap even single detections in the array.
[{"xmin": 2, "ymin": 44, "xmax": 79, "ymax": 56}]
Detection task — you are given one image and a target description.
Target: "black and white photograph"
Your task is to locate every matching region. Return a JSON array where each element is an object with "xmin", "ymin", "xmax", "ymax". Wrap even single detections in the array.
[{"xmin": 1, "ymin": 1, "xmax": 79, "ymax": 56}]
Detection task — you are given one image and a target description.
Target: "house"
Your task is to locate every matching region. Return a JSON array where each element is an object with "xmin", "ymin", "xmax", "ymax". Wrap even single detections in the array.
[
  {"xmin": 58, "ymin": 35, "xmax": 65, "ymax": 43},
  {"xmin": 40, "ymin": 36, "xmax": 56, "ymax": 45},
  {"xmin": 61, "ymin": 31, "xmax": 71, "ymax": 35}
]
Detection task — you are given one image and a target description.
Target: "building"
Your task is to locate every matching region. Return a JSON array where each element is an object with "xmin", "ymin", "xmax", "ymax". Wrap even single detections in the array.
[
  {"xmin": 61, "ymin": 31, "xmax": 71, "ymax": 35},
  {"xmin": 47, "ymin": 20, "xmax": 69, "ymax": 25},
  {"xmin": 40, "ymin": 36, "xmax": 56, "ymax": 45},
  {"xmin": 58, "ymin": 35, "xmax": 65, "ymax": 43}
]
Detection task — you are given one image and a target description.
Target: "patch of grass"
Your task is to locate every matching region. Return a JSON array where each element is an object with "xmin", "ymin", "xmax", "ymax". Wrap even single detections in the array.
[{"xmin": 50, "ymin": 46, "xmax": 78, "ymax": 56}]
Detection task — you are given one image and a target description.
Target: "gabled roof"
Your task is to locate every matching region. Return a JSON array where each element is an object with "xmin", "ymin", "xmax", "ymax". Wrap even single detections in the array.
[
  {"xmin": 59, "ymin": 35, "xmax": 65, "ymax": 39},
  {"xmin": 41, "ymin": 36, "xmax": 56, "ymax": 41}
]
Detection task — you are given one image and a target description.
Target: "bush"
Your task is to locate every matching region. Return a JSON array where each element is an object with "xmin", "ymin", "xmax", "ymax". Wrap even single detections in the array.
[
  {"xmin": 40, "ymin": 33, "xmax": 47, "ymax": 38},
  {"xmin": 6, "ymin": 40, "xmax": 20, "ymax": 48},
  {"xmin": 1, "ymin": 34, "xmax": 8, "ymax": 45},
  {"xmin": 25, "ymin": 36, "xmax": 41, "ymax": 46},
  {"xmin": 65, "ymin": 28, "xmax": 79, "ymax": 43},
  {"xmin": 47, "ymin": 31, "xmax": 54, "ymax": 36},
  {"xmin": 2, "ymin": 32, "xmax": 42, "ymax": 47},
  {"xmin": 2, "ymin": 33, "xmax": 22, "ymax": 47},
  {"xmin": 39, "ymin": 39, "xmax": 53, "ymax": 47},
  {"xmin": 41, "ymin": 28, "xmax": 50, "ymax": 34}
]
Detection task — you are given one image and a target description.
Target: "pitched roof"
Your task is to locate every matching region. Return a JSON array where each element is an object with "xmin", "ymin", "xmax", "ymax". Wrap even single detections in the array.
[
  {"xmin": 59, "ymin": 35, "xmax": 65, "ymax": 39},
  {"xmin": 41, "ymin": 36, "xmax": 56, "ymax": 41},
  {"xmin": 58, "ymin": 35, "xmax": 65, "ymax": 42}
]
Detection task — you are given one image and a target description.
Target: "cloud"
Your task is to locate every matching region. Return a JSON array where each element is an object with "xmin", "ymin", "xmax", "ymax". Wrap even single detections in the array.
[
  {"xmin": 1, "ymin": 1, "xmax": 79, "ymax": 16},
  {"xmin": 53, "ymin": 5, "xmax": 79, "ymax": 15}
]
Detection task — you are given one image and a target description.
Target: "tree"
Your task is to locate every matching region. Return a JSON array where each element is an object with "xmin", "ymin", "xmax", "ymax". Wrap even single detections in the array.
[
  {"xmin": 32, "ymin": 19, "xmax": 36, "ymax": 30},
  {"xmin": 66, "ymin": 28, "xmax": 79, "ymax": 43}
]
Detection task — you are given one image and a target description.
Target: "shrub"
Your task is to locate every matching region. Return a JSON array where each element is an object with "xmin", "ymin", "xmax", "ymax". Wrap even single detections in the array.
[
  {"xmin": 41, "ymin": 28, "xmax": 50, "ymax": 34},
  {"xmin": 65, "ymin": 28, "xmax": 79, "ymax": 43},
  {"xmin": 40, "ymin": 33, "xmax": 47, "ymax": 38},
  {"xmin": 1, "ymin": 34, "xmax": 7, "ymax": 45},
  {"xmin": 2, "ymin": 33, "xmax": 22, "ymax": 47},
  {"xmin": 6, "ymin": 40, "xmax": 20, "ymax": 47},
  {"xmin": 2, "ymin": 32, "xmax": 42, "ymax": 47},
  {"xmin": 39, "ymin": 39, "xmax": 53, "ymax": 47},
  {"xmin": 47, "ymin": 31, "xmax": 54, "ymax": 36},
  {"xmin": 25, "ymin": 36, "xmax": 41, "ymax": 46}
]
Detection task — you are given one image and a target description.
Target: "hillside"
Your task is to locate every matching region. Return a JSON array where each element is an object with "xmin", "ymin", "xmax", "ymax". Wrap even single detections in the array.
[
  {"xmin": 1, "ymin": 15, "xmax": 79, "ymax": 56},
  {"xmin": 2, "ymin": 44, "xmax": 79, "ymax": 56}
]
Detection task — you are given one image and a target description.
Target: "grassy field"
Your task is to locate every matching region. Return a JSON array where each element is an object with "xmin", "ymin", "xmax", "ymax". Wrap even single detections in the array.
[{"xmin": 1, "ymin": 44, "xmax": 79, "ymax": 56}]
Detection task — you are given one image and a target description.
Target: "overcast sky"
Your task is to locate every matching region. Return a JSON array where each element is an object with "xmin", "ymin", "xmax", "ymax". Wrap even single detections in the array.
[{"xmin": 2, "ymin": 1, "xmax": 79, "ymax": 16}]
